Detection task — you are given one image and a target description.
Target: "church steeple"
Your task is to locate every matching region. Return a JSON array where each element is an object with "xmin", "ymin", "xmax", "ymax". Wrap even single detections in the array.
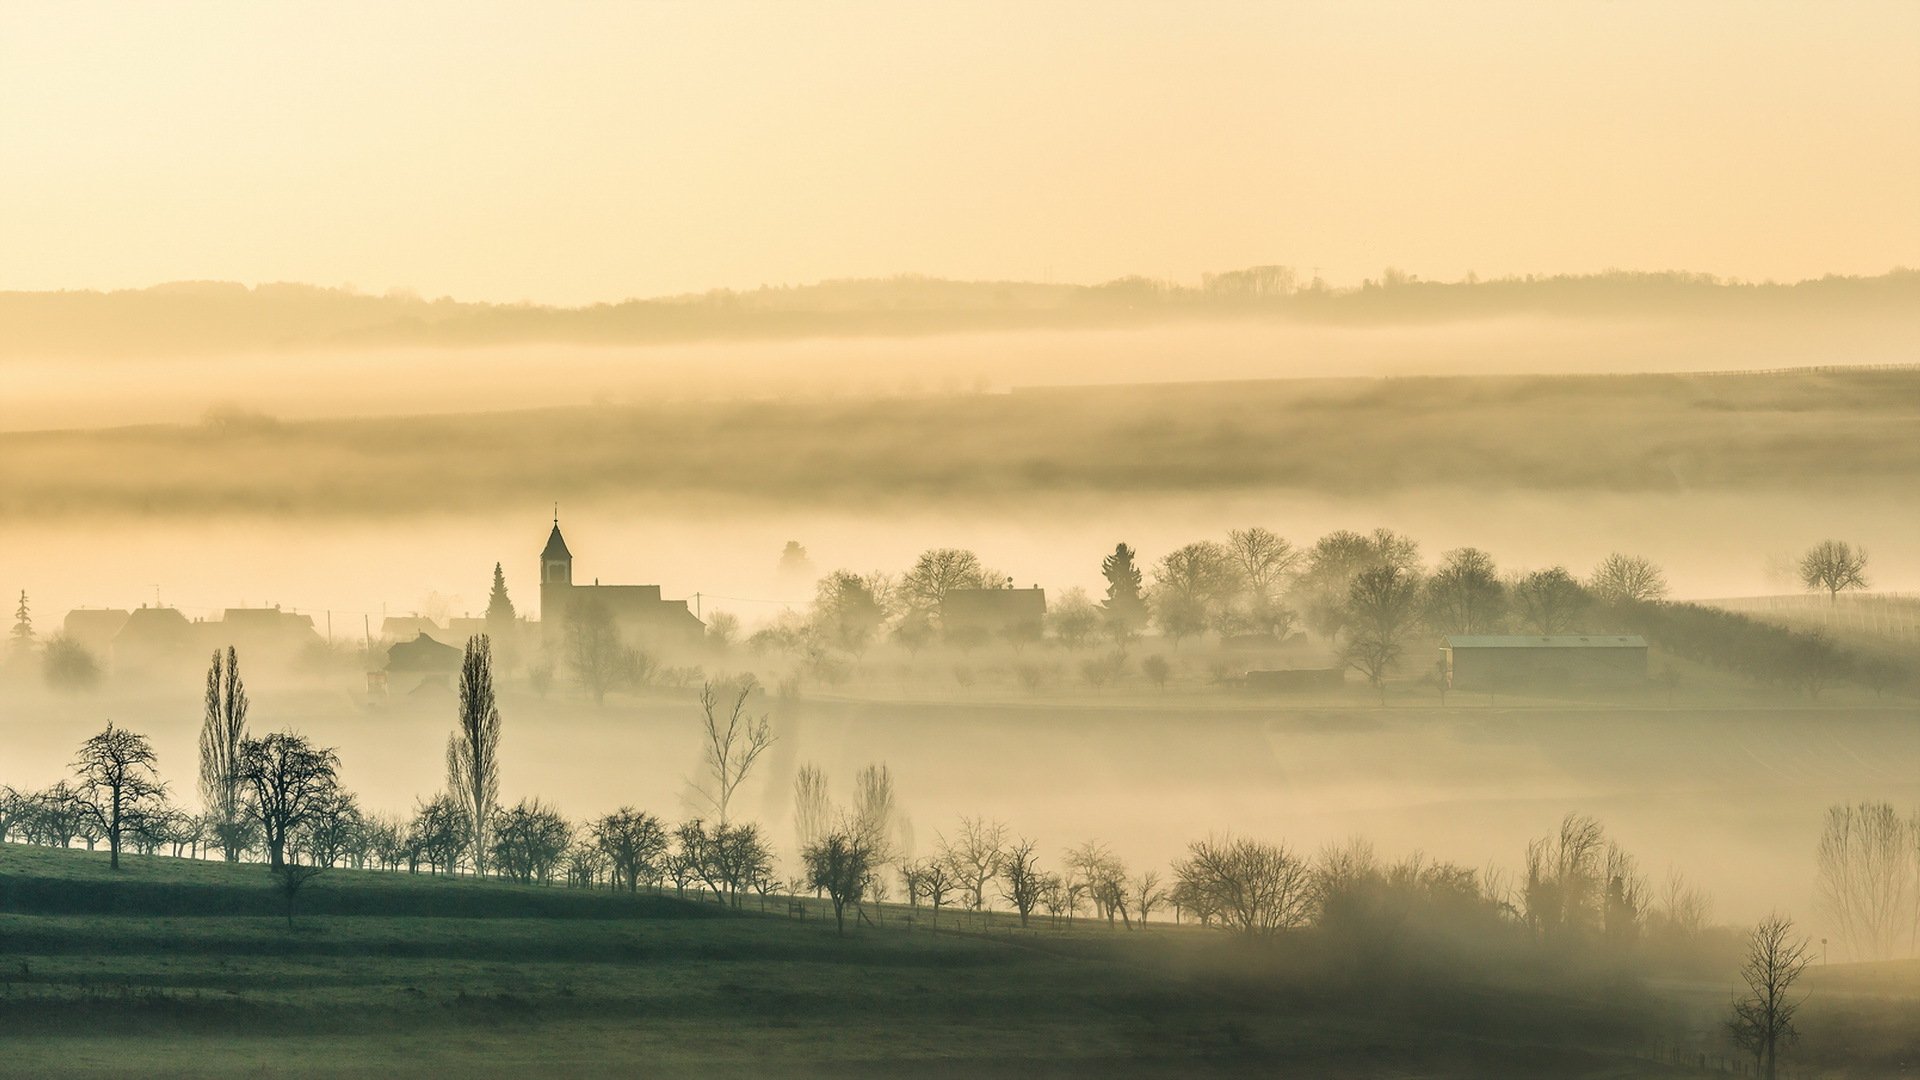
[{"xmin": 541, "ymin": 516, "xmax": 573, "ymax": 585}]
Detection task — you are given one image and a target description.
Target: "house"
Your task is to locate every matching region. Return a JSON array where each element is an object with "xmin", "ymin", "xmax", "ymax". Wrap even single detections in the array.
[
  {"xmin": 940, "ymin": 587, "xmax": 1047, "ymax": 645},
  {"xmin": 538, "ymin": 519, "xmax": 705, "ymax": 649},
  {"xmin": 1440, "ymin": 634, "xmax": 1648, "ymax": 691},
  {"xmin": 214, "ymin": 607, "xmax": 324, "ymax": 664},
  {"xmin": 62, "ymin": 609, "xmax": 131, "ymax": 655},
  {"xmin": 384, "ymin": 632, "xmax": 463, "ymax": 694},
  {"xmin": 112, "ymin": 606, "xmax": 197, "ymax": 672}
]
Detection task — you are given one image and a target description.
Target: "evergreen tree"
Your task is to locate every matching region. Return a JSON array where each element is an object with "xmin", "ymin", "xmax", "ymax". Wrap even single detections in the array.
[
  {"xmin": 9, "ymin": 590, "xmax": 33, "ymax": 657},
  {"xmin": 1100, "ymin": 544, "xmax": 1147, "ymax": 642},
  {"xmin": 485, "ymin": 563, "xmax": 516, "ymax": 625}
]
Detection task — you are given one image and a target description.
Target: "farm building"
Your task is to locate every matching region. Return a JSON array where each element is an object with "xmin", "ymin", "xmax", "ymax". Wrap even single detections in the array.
[
  {"xmin": 1440, "ymin": 634, "xmax": 1648, "ymax": 690},
  {"xmin": 940, "ymin": 587, "xmax": 1047, "ymax": 645}
]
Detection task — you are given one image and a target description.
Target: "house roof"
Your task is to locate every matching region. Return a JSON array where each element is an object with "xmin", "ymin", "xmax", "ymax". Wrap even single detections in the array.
[
  {"xmin": 542, "ymin": 523, "xmax": 572, "ymax": 561},
  {"xmin": 386, "ymin": 632, "xmax": 462, "ymax": 672},
  {"xmin": 1442, "ymin": 634, "xmax": 1647, "ymax": 649}
]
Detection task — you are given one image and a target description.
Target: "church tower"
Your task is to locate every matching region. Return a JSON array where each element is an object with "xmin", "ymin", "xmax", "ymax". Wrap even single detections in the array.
[{"xmin": 540, "ymin": 516, "xmax": 573, "ymax": 637}]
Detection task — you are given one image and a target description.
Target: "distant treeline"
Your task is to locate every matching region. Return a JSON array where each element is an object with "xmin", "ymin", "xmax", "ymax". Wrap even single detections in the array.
[{"xmin": 4, "ymin": 268, "xmax": 1918, "ymax": 357}]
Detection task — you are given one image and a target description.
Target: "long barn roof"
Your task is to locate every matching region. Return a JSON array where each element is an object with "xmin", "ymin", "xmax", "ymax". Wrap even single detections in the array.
[{"xmin": 1442, "ymin": 635, "xmax": 1646, "ymax": 649}]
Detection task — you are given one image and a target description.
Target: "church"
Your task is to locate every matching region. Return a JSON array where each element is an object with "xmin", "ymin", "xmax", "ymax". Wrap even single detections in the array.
[{"xmin": 539, "ymin": 518, "xmax": 706, "ymax": 649}]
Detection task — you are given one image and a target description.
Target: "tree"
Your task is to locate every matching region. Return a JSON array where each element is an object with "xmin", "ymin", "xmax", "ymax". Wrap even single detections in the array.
[
  {"xmin": 1341, "ymin": 563, "xmax": 1422, "ymax": 701},
  {"xmin": 1727, "ymin": 914, "xmax": 1813, "ymax": 1080},
  {"xmin": 590, "ymin": 807, "xmax": 669, "ymax": 891},
  {"xmin": 1100, "ymin": 544, "xmax": 1147, "ymax": 643},
  {"xmin": 42, "ymin": 635, "xmax": 101, "ymax": 692},
  {"xmin": 240, "ymin": 732, "xmax": 341, "ymax": 871},
  {"xmin": 1151, "ymin": 541, "xmax": 1239, "ymax": 646},
  {"xmin": 1588, "ymin": 553, "xmax": 1668, "ymax": 606},
  {"xmin": 70, "ymin": 722, "xmax": 166, "ymax": 870},
  {"xmin": 851, "ymin": 763, "xmax": 900, "ymax": 866},
  {"xmin": 1067, "ymin": 841, "xmax": 1129, "ymax": 927},
  {"xmin": 1046, "ymin": 587, "xmax": 1100, "ymax": 650},
  {"xmin": 1227, "ymin": 527, "xmax": 1301, "ymax": 609},
  {"xmin": 1297, "ymin": 528, "xmax": 1422, "ymax": 641},
  {"xmin": 997, "ymin": 839, "xmax": 1046, "ymax": 927},
  {"xmin": 7, "ymin": 589, "xmax": 32, "ymax": 660},
  {"xmin": 1172, "ymin": 836, "xmax": 1314, "ymax": 938},
  {"xmin": 272, "ymin": 863, "xmax": 327, "ymax": 931},
  {"xmin": 1132, "ymin": 870, "xmax": 1167, "ymax": 926},
  {"xmin": 408, "ymin": 793, "xmax": 467, "ymax": 874},
  {"xmin": 793, "ymin": 763, "xmax": 831, "ymax": 857},
  {"xmin": 901, "ymin": 548, "xmax": 990, "ymax": 617},
  {"xmin": 813, "ymin": 570, "xmax": 889, "ymax": 654},
  {"xmin": 941, "ymin": 816, "xmax": 1007, "ymax": 914},
  {"xmin": 199, "ymin": 647, "xmax": 250, "ymax": 861},
  {"xmin": 490, "ymin": 799, "xmax": 572, "ymax": 884},
  {"xmin": 565, "ymin": 596, "xmax": 622, "ymax": 705},
  {"xmin": 1424, "ymin": 548, "xmax": 1505, "ymax": 635},
  {"xmin": 1814, "ymin": 802, "xmax": 1912, "ymax": 960},
  {"xmin": 1513, "ymin": 567, "xmax": 1589, "ymax": 634},
  {"xmin": 485, "ymin": 562, "xmax": 516, "ymax": 625},
  {"xmin": 695, "ymin": 678, "xmax": 774, "ymax": 825},
  {"xmin": 1141, "ymin": 654, "xmax": 1171, "ymax": 690},
  {"xmin": 1799, "ymin": 540, "xmax": 1869, "ymax": 605},
  {"xmin": 804, "ymin": 829, "xmax": 876, "ymax": 936},
  {"xmin": 448, "ymin": 635, "xmax": 503, "ymax": 876}
]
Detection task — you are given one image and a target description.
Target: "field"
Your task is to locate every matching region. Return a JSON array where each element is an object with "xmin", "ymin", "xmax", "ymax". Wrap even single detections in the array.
[{"xmin": 0, "ymin": 842, "xmax": 1723, "ymax": 1079}]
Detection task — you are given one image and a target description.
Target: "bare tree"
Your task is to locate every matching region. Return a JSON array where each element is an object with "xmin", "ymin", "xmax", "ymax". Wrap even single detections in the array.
[
  {"xmin": 1799, "ymin": 540, "xmax": 1869, "ymax": 605},
  {"xmin": 241, "ymin": 732, "xmax": 341, "ymax": 871},
  {"xmin": 1588, "ymin": 553, "xmax": 1669, "ymax": 606},
  {"xmin": 71, "ymin": 722, "xmax": 166, "ymax": 870},
  {"xmin": 590, "ymin": 807, "xmax": 669, "ymax": 891},
  {"xmin": 941, "ymin": 816, "xmax": 1007, "ymax": 914},
  {"xmin": 804, "ymin": 827, "xmax": 876, "ymax": 936},
  {"xmin": 198, "ymin": 647, "xmax": 250, "ymax": 861},
  {"xmin": 1424, "ymin": 548, "xmax": 1505, "ymax": 634},
  {"xmin": 1512, "ymin": 567, "xmax": 1590, "ymax": 634},
  {"xmin": 901, "ymin": 548, "xmax": 990, "ymax": 616},
  {"xmin": 1151, "ymin": 541, "xmax": 1239, "ymax": 646},
  {"xmin": 273, "ymin": 863, "xmax": 326, "ymax": 931},
  {"xmin": 448, "ymin": 635, "xmax": 503, "ymax": 876},
  {"xmin": 695, "ymin": 678, "xmax": 774, "ymax": 826},
  {"xmin": 1172, "ymin": 836, "xmax": 1314, "ymax": 938},
  {"xmin": 1132, "ymin": 870, "xmax": 1167, "ymax": 926},
  {"xmin": 1341, "ymin": 563, "xmax": 1422, "ymax": 701},
  {"xmin": 1814, "ymin": 801, "xmax": 1912, "ymax": 960},
  {"xmin": 997, "ymin": 838, "xmax": 1046, "ymax": 927},
  {"xmin": 1727, "ymin": 914, "xmax": 1813, "ymax": 1080},
  {"xmin": 793, "ymin": 763, "xmax": 831, "ymax": 856},
  {"xmin": 851, "ymin": 763, "xmax": 899, "ymax": 865}
]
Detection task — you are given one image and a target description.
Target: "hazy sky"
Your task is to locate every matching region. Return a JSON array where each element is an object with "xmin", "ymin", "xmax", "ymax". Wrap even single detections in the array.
[{"xmin": 2, "ymin": 1, "xmax": 1915, "ymax": 304}]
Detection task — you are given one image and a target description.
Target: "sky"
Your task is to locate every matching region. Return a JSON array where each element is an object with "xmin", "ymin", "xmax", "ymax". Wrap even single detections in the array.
[{"xmin": 1, "ymin": 0, "xmax": 1916, "ymax": 305}]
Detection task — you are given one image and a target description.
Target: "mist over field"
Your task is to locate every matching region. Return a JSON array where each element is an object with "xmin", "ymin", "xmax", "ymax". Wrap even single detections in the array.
[{"xmin": 6, "ymin": 2, "xmax": 1920, "ymax": 1075}]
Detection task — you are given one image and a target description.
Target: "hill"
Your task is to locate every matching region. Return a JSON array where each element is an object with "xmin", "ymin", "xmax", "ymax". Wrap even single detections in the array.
[{"xmin": 0, "ymin": 842, "xmax": 1694, "ymax": 1079}]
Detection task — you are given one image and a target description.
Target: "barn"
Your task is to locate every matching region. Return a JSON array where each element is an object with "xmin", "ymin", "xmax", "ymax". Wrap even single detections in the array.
[{"xmin": 1440, "ymin": 634, "xmax": 1648, "ymax": 690}]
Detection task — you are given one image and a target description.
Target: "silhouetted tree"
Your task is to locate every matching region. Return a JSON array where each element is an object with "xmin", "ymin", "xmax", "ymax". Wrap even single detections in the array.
[
  {"xmin": 1799, "ymin": 540, "xmax": 1869, "ymax": 605},
  {"xmin": 1100, "ymin": 543, "xmax": 1147, "ymax": 643},
  {"xmin": 71, "ymin": 722, "xmax": 166, "ymax": 870},
  {"xmin": 408, "ymin": 793, "xmax": 467, "ymax": 874},
  {"xmin": 1342, "ymin": 563, "xmax": 1423, "ymax": 701},
  {"xmin": 1172, "ymin": 836, "xmax": 1314, "ymax": 938},
  {"xmin": 1728, "ymin": 914, "xmax": 1813, "ymax": 1080},
  {"xmin": 805, "ymin": 828, "xmax": 876, "ymax": 936},
  {"xmin": 1513, "ymin": 567, "xmax": 1589, "ymax": 634},
  {"xmin": 199, "ymin": 647, "xmax": 250, "ymax": 861},
  {"xmin": 695, "ymin": 677, "xmax": 774, "ymax": 825},
  {"xmin": 590, "ymin": 807, "xmax": 669, "ymax": 891},
  {"xmin": 7, "ymin": 589, "xmax": 31, "ymax": 660},
  {"xmin": 1424, "ymin": 548, "xmax": 1505, "ymax": 634},
  {"xmin": 997, "ymin": 839, "xmax": 1046, "ymax": 927},
  {"xmin": 1588, "ymin": 553, "xmax": 1668, "ymax": 606},
  {"xmin": 941, "ymin": 816, "xmax": 1007, "ymax": 914},
  {"xmin": 1045, "ymin": 586, "xmax": 1100, "ymax": 650},
  {"xmin": 901, "ymin": 548, "xmax": 990, "ymax": 617},
  {"xmin": 491, "ymin": 799, "xmax": 572, "ymax": 884},
  {"xmin": 813, "ymin": 570, "xmax": 889, "ymax": 653},
  {"xmin": 240, "ymin": 732, "xmax": 341, "ymax": 871},
  {"xmin": 793, "ymin": 763, "xmax": 831, "ymax": 859},
  {"xmin": 448, "ymin": 635, "xmax": 503, "ymax": 875}
]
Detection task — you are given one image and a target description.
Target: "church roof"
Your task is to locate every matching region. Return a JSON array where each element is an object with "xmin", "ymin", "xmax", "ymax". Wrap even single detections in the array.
[{"xmin": 542, "ymin": 522, "xmax": 572, "ymax": 561}]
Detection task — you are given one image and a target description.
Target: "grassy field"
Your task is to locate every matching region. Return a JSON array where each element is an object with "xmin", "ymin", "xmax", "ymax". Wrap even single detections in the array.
[{"xmin": 0, "ymin": 842, "xmax": 1717, "ymax": 1079}]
